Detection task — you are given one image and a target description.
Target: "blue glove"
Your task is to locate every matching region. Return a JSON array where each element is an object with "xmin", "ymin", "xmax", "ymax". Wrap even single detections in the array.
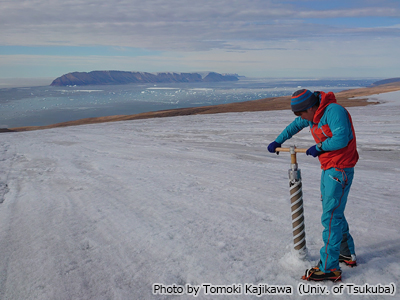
[
  {"xmin": 306, "ymin": 145, "xmax": 322, "ymax": 157},
  {"xmin": 268, "ymin": 141, "xmax": 281, "ymax": 153}
]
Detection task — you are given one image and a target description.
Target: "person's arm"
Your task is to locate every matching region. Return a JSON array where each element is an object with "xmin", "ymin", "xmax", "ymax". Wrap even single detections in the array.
[{"xmin": 275, "ymin": 117, "xmax": 310, "ymax": 145}]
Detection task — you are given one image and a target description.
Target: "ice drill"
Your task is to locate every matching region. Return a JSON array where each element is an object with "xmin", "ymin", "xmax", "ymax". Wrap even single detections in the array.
[{"xmin": 275, "ymin": 146, "xmax": 308, "ymax": 257}]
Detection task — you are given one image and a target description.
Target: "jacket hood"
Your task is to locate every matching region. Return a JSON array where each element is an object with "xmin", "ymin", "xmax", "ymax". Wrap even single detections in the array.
[{"xmin": 313, "ymin": 91, "xmax": 337, "ymax": 124}]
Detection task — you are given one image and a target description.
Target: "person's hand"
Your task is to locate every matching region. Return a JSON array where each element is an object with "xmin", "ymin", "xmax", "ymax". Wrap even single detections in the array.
[
  {"xmin": 306, "ymin": 145, "xmax": 322, "ymax": 157},
  {"xmin": 267, "ymin": 141, "xmax": 281, "ymax": 153}
]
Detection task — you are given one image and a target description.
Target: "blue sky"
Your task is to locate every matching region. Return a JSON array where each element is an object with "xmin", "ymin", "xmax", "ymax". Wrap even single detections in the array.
[{"xmin": 0, "ymin": 0, "xmax": 399, "ymax": 80}]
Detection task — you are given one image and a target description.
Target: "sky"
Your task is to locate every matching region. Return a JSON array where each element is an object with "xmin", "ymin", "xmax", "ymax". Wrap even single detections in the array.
[{"xmin": 0, "ymin": 0, "xmax": 399, "ymax": 80}]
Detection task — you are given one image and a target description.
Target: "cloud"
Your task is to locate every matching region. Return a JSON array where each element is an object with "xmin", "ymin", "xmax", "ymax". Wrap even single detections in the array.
[
  {"xmin": 1, "ymin": 0, "xmax": 399, "ymax": 52},
  {"xmin": 2, "ymin": 31, "xmax": 398, "ymax": 79},
  {"xmin": 1, "ymin": 0, "xmax": 399, "ymax": 78},
  {"xmin": 297, "ymin": 7, "xmax": 400, "ymax": 18}
]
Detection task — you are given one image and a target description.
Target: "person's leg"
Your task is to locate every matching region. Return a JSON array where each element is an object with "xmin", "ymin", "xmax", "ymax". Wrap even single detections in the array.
[
  {"xmin": 340, "ymin": 214, "xmax": 355, "ymax": 257},
  {"xmin": 319, "ymin": 168, "xmax": 354, "ymax": 273}
]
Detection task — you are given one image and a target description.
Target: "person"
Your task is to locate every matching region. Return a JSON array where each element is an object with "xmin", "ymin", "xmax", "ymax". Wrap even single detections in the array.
[{"xmin": 268, "ymin": 89, "xmax": 358, "ymax": 282}]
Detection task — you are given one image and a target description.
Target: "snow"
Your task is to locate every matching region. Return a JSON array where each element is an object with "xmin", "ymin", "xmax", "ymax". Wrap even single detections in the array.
[{"xmin": 0, "ymin": 91, "xmax": 399, "ymax": 299}]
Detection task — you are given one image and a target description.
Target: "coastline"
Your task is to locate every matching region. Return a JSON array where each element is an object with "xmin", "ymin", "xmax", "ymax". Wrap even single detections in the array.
[{"xmin": 6, "ymin": 81, "xmax": 400, "ymax": 133}]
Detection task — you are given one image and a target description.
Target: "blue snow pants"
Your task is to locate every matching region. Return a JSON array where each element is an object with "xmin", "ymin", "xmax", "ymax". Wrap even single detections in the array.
[{"xmin": 319, "ymin": 167, "xmax": 355, "ymax": 273}]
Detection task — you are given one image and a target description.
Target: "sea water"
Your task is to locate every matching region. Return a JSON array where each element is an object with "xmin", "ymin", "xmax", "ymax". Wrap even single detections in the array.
[{"xmin": 0, "ymin": 78, "xmax": 378, "ymax": 128}]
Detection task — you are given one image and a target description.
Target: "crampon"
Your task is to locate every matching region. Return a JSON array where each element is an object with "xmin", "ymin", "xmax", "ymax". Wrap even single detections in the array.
[{"xmin": 301, "ymin": 267, "xmax": 342, "ymax": 282}]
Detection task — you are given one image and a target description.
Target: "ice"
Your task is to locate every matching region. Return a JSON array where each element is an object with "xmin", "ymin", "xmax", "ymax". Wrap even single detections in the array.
[
  {"xmin": 146, "ymin": 87, "xmax": 181, "ymax": 90},
  {"xmin": 0, "ymin": 78, "xmax": 378, "ymax": 128},
  {"xmin": 0, "ymin": 91, "xmax": 398, "ymax": 299},
  {"xmin": 56, "ymin": 90, "xmax": 104, "ymax": 93}
]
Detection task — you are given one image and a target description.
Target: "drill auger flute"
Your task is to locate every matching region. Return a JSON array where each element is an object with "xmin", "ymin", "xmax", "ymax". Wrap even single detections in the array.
[{"xmin": 275, "ymin": 146, "xmax": 308, "ymax": 258}]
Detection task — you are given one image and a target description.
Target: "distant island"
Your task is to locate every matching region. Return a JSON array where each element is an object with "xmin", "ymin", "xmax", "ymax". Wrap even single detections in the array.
[{"xmin": 50, "ymin": 71, "xmax": 240, "ymax": 86}]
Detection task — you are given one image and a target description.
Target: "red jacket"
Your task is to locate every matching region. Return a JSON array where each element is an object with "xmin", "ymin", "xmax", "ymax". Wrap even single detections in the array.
[{"xmin": 311, "ymin": 92, "xmax": 359, "ymax": 170}]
